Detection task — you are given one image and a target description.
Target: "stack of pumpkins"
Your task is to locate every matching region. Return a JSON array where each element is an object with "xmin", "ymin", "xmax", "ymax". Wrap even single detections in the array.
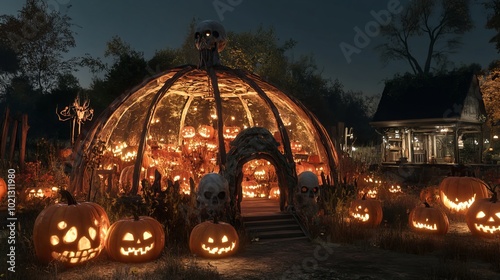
[{"xmin": 32, "ymin": 190, "xmax": 238, "ymax": 267}]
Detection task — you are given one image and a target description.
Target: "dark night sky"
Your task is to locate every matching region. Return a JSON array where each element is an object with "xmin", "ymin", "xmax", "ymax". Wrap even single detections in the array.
[{"xmin": 1, "ymin": 0, "xmax": 498, "ymax": 96}]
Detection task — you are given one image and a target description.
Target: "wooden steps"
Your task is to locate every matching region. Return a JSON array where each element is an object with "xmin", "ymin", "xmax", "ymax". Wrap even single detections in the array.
[{"xmin": 241, "ymin": 198, "xmax": 308, "ymax": 242}]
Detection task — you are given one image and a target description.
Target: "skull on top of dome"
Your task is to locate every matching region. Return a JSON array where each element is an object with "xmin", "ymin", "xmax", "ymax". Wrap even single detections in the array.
[{"xmin": 194, "ymin": 20, "xmax": 227, "ymax": 53}]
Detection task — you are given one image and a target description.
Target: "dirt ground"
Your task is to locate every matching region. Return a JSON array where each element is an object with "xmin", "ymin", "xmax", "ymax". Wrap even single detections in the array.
[{"xmin": 194, "ymin": 238, "xmax": 500, "ymax": 280}]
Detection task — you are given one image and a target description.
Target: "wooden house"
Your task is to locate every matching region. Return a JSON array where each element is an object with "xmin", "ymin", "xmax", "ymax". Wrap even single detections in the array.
[{"xmin": 370, "ymin": 70, "xmax": 487, "ymax": 164}]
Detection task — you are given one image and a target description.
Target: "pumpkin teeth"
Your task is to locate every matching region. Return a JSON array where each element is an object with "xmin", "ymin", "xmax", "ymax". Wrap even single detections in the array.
[
  {"xmin": 201, "ymin": 242, "xmax": 236, "ymax": 255},
  {"xmin": 412, "ymin": 221, "xmax": 438, "ymax": 231},
  {"xmin": 119, "ymin": 243, "xmax": 155, "ymax": 256},
  {"xmin": 52, "ymin": 247, "xmax": 100, "ymax": 264},
  {"xmin": 351, "ymin": 213, "xmax": 370, "ymax": 222},
  {"xmin": 474, "ymin": 224, "xmax": 500, "ymax": 234},
  {"xmin": 442, "ymin": 193, "xmax": 476, "ymax": 212}
]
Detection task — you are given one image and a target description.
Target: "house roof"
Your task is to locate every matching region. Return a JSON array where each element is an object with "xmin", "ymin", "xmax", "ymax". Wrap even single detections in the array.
[{"xmin": 371, "ymin": 70, "xmax": 483, "ymax": 126}]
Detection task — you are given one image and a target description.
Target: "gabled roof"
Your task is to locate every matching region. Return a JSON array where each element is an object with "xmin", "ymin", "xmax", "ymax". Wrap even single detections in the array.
[{"xmin": 371, "ymin": 70, "xmax": 484, "ymax": 125}]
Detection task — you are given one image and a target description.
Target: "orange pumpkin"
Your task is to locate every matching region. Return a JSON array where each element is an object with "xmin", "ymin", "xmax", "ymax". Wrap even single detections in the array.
[
  {"xmin": 408, "ymin": 202, "xmax": 449, "ymax": 235},
  {"xmin": 105, "ymin": 215, "xmax": 165, "ymax": 263},
  {"xmin": 33, "ymin": 190, "xmax": 110, "ymax": 266},
  {"xmin": 189, "ymin": 220, "xmax": 239, "ymax": 258},
  {"xmin": 466, "ymin": 191, "xmax": 500, "ymax": 238},
  {"xmin": 0, "ymin": 177, "xmax": 7, "ymax": 200},
  {"xmin": 223, "ymin": 126, "xmax": 240, "ymax": 139},
  {"xmin": 181, "ymin": 126, "xmax": 196, "ymax": 138},
  {"xmin": 269, "ymin": 186, "xmax": 280, "ymax": 200},
  {"xmin": 198, "ymin": 125, "xmax": 215, "ymax": 139},
  {"xmin": 439, "ymin": 177, "xmax": 489, "ymax": 214},
  {"xmin": 348, "ymin": 193, "xmax": 383, "ymax": 227}
]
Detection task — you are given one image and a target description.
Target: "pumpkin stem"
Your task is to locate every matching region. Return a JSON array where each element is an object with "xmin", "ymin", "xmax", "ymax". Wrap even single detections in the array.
[
  {"xmin": 133, "ymin": 212, "xmax": 140, "ymax": 221},
  {"xmin": 213, "ymin": 215, "xmax": 219, "ymax": 224},
  {"xmin": 60, "ymin": 190, "xmax": 78, "ymax": 205},
  {"xmin": 423, "ymin": 201, "xmax": 431, "ymax": 208},
  {"xmin": 486, "ymin": 183, "xmax": 498, "ymax": 203},
  {"xmin": 362, "ymin": 192, "xmax": 367, "ymax": 200}
]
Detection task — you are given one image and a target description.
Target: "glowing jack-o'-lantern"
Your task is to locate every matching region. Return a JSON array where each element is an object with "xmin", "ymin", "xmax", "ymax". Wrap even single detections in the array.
[
  {"xmin": 198, "ymin": 125, "xmax": 215, "ymax": 139},
  {"xmin": 408, "ymin": 202, "xmax": 449, "ymax": 235},
  {"xmin": 105, "ymin": 215, "xmax": 165, "ymax": 263},
  {"xmin": 388, "ymin": 185, "xmax": 403, "ymax": 195},
  {"xmin": 189, "ymin": 220, "xmax": 239, "ymax": 258},
  {"xmin": 223, "ymin": 126, "xmax": 240, "ymax": 139},
  {"xmin": 466, "ymin": 190, "xmax": 500, "ymax": 238},
  {"xmin": 439, "ymin": 177, "xmax": 489, "ymax": 214},
  {"xmin": 0, "ymin": 178, "xmax": 6, "ymax": 200},
  {"xmin": 181, "ymin": 126, "xmax": 196, "ymax": 138},
  {"xmin": 33, "ymin": 190, "xmax": 110, "ymax": 266},
  {"xmin": 269, "ymin": 186, "xmax": 280, "ymax": 200},
  {"xmin": 348, "ymin": 193, "xmax": 383, "ymax": 227}
]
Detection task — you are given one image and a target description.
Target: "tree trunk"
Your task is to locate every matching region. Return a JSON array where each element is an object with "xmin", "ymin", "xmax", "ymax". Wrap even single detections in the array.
[
  {"xmin": 1, "ymin": 107, "xmax": 10, "ymax": 160},
  {"xmin": 20, "ymin": 114, "xmax": 29, "ymax": 170},
  {"xmin": 9, "ymin": 119, "xmax": 18, "ymax": 162}
]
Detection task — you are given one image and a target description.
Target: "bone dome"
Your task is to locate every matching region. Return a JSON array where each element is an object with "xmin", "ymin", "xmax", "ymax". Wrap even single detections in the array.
[{"xmin": 70, "ymin": 21, "xmax": 338, "ymax": 196}]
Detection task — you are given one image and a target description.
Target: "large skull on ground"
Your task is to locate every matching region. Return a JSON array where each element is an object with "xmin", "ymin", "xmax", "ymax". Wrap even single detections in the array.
[
  {"xmin": 196, "ymin": 173, "xmax": 230, "ymax": 216},
  {"xmin": 194, "ymin": 20, "xmax": 227, "ymax": 53},
  {"xmin": 297, "ymin": 171, "xmax": 320, "ymax": 205}
]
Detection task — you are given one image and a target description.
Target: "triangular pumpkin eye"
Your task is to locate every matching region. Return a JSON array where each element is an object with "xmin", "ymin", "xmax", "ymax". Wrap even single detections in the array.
[
  {"xmin": 123, "ymin": 233, "xmax": 134, "ymax": 241},
  {"xmin": 222, "ymin": 235, "xmax": 228, "ymax": 243},
  {"xmin": 143, "ymin": 231, "xmax": 152, "ymax": 240},
  {"xmin": 208, "ymin": 237, "xmax": 214, "ymax": 243},
  {"xmin": 476, "ymin": 211, "xmax": 486, "ymax": 218},
  {"xmin": 496, "ymin": 213, "xmax": 500, "ymax": 219}
]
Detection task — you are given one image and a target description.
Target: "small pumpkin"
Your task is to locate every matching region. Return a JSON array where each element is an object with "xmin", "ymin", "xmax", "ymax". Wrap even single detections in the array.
[
  {"xmin": 181, "ymin": 126, "xmax": 196, "ymax": 138},
  {"xmin": 189, "ymin": 219, "xmax": 239, "ymax": 258},
  {"xmin": 439, "ymin": 177, "xmax": 489, "ymax": 213},
  {"xmin": 348, "ymin": 193, "xmax": 383, "ymax": 227},
  {"xmin": 222, "ymin": 126, "xmax": 240, "ymax": 140},
  {"xmin": 0, "ymin": 177, "xmax": 7, "ymax": 200},
  {"xmin": 105, "ymin": 215, "xmax": 165, "ymax": 263},
  {"xmin": 33, "ymin": 190, "xmax": 110, "ymax": 266},
  {"xmin": 269, "ymin": 186, "xmax": 280, "ymax": 200},
  {"xmin": 466, "ymin": 188, "xmax": 500, "ymax": 238},
  {"xmin": 408, "ymin": 202, "xmax": 449, "ymax": 235}
]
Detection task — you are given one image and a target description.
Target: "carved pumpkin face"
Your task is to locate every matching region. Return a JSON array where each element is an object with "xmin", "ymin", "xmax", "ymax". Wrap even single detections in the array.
[
  {"xmin": 439, "ymin": 177, "xmax": 489, "ymax": 213},
  {"xmin": 408, "ymin": 203, "xmax": 449, "ymax": 235},
  {"xmin": 466, "ymin": 197, "xmax": 500, "ymax": 238},
  {"xmin": 198, "ymin": 125, "xmax": 215, "ymax": 139},
  {"xmin": 348, "ymin": 195, "xmax": 383, "ymax": 227},
  {"xmin": 388, "ymin": 185, "xmax": 403, "ymax": 194},
  {"xmin": 189, "ymin": 221, "xmax": 239, "ymax": 258},
  {"xmin": 181, "ymin": 126, "xmax": 196, "ymax": 138},
  {"xmin": 269, "ymin": 186, "xmax": 280, "ymax": 200},
  {"xmin": 223, "ymin": 126, "xmax": 240, "ymax": 139},
  {"xmin": 33, "ymin": 191, "xmax": 109, "ymax": 266},
  {"xmin": 105, "ymin": 216, "xmax": 165, "ymax": 263}
]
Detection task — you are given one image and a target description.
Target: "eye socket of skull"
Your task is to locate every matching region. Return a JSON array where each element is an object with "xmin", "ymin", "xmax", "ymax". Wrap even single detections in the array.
[
  {"xmin": 218, "ymin": 191, "xmax": 226, "ymax": 200},
  {"xmin": 212, "ymin": 31, "xmax": 219, "ymax": 38},
  {"xmin": 195, "ymin": 32, "xmax": 201, "ymax": 39},
  {"xmin": 204, "ymin": 191, "xmax": 213, "ymax": 200},
  {"xmin": 301, "ymin": 186, "xmax": 308, "ymax": 193}
]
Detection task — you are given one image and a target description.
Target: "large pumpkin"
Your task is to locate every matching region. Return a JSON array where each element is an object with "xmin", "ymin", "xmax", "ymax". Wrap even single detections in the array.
[
  {"xmin": 189, "ymin": 220, "xmax": 239, "ymax": 258},
  {"xmin": 439, "ymin": 177, "xmax": 489, "ymax": 214},
  {"xmin": 348, "ymin": 193, "xmax": 383, "ymax": 227},
  {"xmin": 33, "ymin": 190, "xmax": 110, "ymax": 266},
  {"xmin": 105, "ymin": 215, "xmax": 165, "ymax": 263},
  {"xmin": 408, "ymin": 202, "xmax": 449, "ymax": 235},
  {"xmin": 466, "ymin": 192, "xmax": 500, "ymax": 238}
]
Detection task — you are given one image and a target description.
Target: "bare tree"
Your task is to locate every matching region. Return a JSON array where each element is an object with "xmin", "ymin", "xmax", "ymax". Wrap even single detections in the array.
[{"xmin": 376, "ymin": 0, "xmax": 474, "ymax": 75}]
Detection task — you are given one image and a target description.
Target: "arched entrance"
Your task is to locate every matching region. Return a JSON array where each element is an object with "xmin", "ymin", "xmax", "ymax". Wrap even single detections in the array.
[{"xmin": 224, "ymin": 127, "xmax": 297, "ymax": 214}]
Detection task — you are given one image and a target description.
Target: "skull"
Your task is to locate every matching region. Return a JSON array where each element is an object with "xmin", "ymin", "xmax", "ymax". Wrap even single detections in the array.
[
  {"xmin": 194, "ymin": 20, "xmax": 227, "ymax": 53},
  {"xmin": 196, "ymin": 173, "xmax": 230, "ymax": 216},
  {"xmin": 297, "ymin": 171, "xmax": 320, "ymax": 204}
]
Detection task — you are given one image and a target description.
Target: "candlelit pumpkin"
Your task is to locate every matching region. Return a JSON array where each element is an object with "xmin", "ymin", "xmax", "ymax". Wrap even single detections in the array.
[
  {"xmin": 189, "ymin": 220, "xmax": 239, "ymax": 258},
  {"xmin": 269, "ymin": 186, "xmax": 280, "ymax": 200},
  {"xmin": 348, "ymin": 193, "xmax": 383, "ymax": 227},
  {"xmin": 105, "ymin": 215, "xmax": 165, "ymax": 263},
  {"xmin": 0, "ymin": 178, "xmax": 7, "ymax": 200},
  {"xmin": 222, "ymin": 126, "xmax": 240, "ymax": 139},
  {"xmin": 181, "ymin": 126, "xmax": 196, "ymax": 138},
  {"xmin": 466, "ymin": 190, "xmax": 500, "ymax": 238},
  {"xmin": 198, "ymin": 125, "xmax": 215, "ymax": 139},
  {"xmin": 33, "ymin": 190, "xmax": 110, "ymax": 266},
  {"xmin": 439, "ymin": 177, "xmax": 489, "ymax": 214},
  {"xmin": 408, "ymin": 202, "xmax": 449, "ymax": 235}
]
